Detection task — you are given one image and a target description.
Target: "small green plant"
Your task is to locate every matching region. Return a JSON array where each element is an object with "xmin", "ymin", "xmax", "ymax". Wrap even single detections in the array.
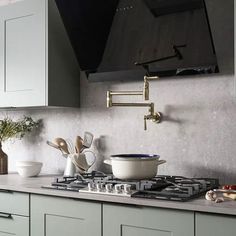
[{"xmin": 0, "ymin": 116, "xmax": 39, "ymax": 142}]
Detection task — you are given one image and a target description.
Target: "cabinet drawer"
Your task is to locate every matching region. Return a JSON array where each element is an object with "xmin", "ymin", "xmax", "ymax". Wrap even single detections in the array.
[
  {"xmin": 0, "ymin": 214, "xmax": 29, "ymax": 236},
  {"xmin": 31, "ymin": 195, "xmax": 102, "ymax": 236},
  {"xmin": 196, "ymin": 212, "xmax": 236, "ymax": 236},
  {"xmin": 0, "ymin": 190, "xmax": 29, "ymax": 216},
  {"xmin": 104, "ymin": 204, "xmax": 194, "ymax": 236}
]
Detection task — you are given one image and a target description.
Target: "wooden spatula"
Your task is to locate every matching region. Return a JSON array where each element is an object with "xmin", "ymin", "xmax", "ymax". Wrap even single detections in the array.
[{"xmin": 75, "ymin": 136, "xmax": 83, "ymax": 153}]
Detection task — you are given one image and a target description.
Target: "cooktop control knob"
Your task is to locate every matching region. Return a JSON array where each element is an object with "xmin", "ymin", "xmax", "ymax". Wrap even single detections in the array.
[
  {"xmin": 88, "ymin": 182, "xmax": 95, "ymax": 191},
  {"xmin": 105, "ymin": 184, "xmax": 113, "ymax": 193},
  {"xmin": 124, "ymin": 184, "xmax": 132, "ymax": 194},
  {"xmin": 96, "ymin": 183, "xmax": 104, "ymax": 192},
  {"xmin": 114, "ymin": 184, "xmax": 122, "ymax": 193}
]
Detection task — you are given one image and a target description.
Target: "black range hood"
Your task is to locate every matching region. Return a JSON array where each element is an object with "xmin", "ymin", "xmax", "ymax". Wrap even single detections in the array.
[
  {"xmin": 143, "ymin": 0, "xmax": 204, "ymax": 17},
  {"xmin": 56, "ymin": 0, "xmax": 219, "ymax": 81}
]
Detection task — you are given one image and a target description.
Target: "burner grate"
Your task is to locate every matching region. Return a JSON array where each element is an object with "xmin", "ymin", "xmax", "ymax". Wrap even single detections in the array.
[
  {"xmin": 132, "ymin": 177, "xmax": 219, "ymax": 201},
  {"xmin": 41, "ymin": 173, "xmax": 219, "ymax": 201}
]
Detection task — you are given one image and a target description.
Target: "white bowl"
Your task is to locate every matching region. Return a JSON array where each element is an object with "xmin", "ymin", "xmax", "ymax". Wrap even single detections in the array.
[{"xmin": 16, "ymin": 161, "xmax": 43, "ymax": 177}]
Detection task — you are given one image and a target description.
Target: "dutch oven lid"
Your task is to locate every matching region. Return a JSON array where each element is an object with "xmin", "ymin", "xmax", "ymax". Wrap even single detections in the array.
[{"xmin": 110, "ymin": 154, "xmax": 160, "ymax": 160}]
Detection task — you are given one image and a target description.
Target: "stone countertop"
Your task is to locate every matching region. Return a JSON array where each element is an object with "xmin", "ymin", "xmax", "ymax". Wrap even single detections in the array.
[{"xmin": 0, "ymin": 174, "xmax": 236, "ymax": 216}]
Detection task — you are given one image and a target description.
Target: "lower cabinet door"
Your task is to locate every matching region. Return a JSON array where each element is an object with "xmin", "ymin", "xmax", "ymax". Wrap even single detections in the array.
[
  {"xmin": 0, "ymin": 214, "xmax": 29, "ymax": 236},
  {"xmin": 196, "ymin": 212, "xmax": 236, "ymax": 236},
  {"xmin": 31, "ymin": 195, "xmax": 102, "ymax": 236},
  {"xmin": 103, "ymin": 204, "xmax": 194, "ymax": 236}
]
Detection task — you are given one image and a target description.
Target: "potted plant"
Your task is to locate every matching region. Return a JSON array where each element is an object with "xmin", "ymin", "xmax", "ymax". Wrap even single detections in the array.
[{"xmin": 0, "ymin": 116, "xmax": 39, "ymax": 174}]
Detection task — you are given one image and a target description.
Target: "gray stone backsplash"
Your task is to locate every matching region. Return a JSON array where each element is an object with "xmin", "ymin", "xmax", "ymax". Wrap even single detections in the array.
[{"xmin": 0, "ymin": 73, "xmax": 235, "ymax": 184}]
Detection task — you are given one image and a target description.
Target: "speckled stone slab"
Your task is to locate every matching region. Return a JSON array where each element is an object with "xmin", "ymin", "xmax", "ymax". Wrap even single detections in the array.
[{"xmin": 0, "ymin": 174, "xmax": 236, "ymax": 216}]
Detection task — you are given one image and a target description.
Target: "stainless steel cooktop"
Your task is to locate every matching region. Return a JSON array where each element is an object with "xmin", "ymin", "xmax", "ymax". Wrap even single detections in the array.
[{"xmin": 42, "ymin": 171, "xmax": 219, "ymax": 201}]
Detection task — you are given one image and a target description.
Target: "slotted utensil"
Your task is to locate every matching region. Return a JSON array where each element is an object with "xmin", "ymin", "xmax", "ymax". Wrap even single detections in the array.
[
  {"xmin": 82, "ymin": 132, "xmax": 94, "ymax": 149},
  {"xmin": 66, "ymin": 139, "xmax": 76, "ymax": 154}
]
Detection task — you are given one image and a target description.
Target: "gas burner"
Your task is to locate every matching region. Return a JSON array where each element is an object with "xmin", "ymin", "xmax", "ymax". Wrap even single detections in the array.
[{"xmin": 42, "ymin": 174, "xmax": 219, "ymax": 201}]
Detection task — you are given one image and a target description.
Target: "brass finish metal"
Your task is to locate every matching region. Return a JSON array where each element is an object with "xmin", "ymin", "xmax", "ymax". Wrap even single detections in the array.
[
  {"xmin": 143, "ymin": 76, "xmax": 159, "ymax": 100},
  {"xmin": 107, "ymin": 76, "xmax": 159, "ymax": 104},
  {"xmin": 106, "ymin": 76, "xmax": 162, "ymax": 130},
  {"xmin": 144, "ymin": 111, "xmax": 162, "ymax": 131},
  {"xmin": 109, "ymin": 91, "xmax": 143, "ymax": 96},
  {"xmin": 111, "ymin": 102, "xmax": 153, "ymax": 107},
  {"xmin": 107, "ymin": 91, "xmax": 112, "ymax": 108}
]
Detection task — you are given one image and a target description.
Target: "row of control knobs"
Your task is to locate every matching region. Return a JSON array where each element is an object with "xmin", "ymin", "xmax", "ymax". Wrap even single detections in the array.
[{"xmin": 88, "ymin": 183, "xmax": 132, "ymax": 194}]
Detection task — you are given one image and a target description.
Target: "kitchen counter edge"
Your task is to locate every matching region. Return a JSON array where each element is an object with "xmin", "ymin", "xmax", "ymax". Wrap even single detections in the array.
[{"xmin": 0, "ymin": 174, "xmax": 235, "ymax": 216}]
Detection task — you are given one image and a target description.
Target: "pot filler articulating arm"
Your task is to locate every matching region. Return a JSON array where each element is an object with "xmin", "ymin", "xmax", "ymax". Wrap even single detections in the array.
[{"xmin": 106, "ymin": 76, "xmax": 162, "ymax": 131}]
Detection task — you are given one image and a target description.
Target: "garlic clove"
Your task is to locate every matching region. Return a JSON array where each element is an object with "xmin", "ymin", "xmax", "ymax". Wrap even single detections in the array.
[{"xmin": 205, "ymin": 190, "xmax": 217, "ymax": 201}]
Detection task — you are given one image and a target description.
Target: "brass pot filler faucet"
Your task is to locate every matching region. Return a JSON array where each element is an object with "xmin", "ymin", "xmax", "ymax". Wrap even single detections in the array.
[{"xmin": 106, "ymin": 76, "xmax": 162, "ymax": 130}]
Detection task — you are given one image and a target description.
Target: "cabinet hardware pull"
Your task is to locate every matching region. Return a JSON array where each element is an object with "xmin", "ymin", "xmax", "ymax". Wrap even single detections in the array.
[
  {"xmin": 0, "ymin": 189, "xmax": 13, "ymax": 194},
  {"xmin": 0, "ymin": 212, "xmax": 12, "ymax": 219}
]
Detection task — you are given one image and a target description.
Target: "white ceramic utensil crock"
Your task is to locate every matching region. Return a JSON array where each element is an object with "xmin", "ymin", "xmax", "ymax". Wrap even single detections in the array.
[
  {"xmin": 63, "ymin": 156, "xmax": 76, "ymax": 176},
  {"xmin": 70, "ymin": 150, "xmax": 96, "ymax": 172}
]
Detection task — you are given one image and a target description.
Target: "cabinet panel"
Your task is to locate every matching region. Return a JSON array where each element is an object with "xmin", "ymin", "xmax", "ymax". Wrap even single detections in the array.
[
  {"xmin": 0, "ymin": 215, "xmax": 29, "ymax": 236},
  {"xmin": 121, "ymin": 225, "xmax": 171, "ymax": 236},
  {"xmin": 0, "ymin": 0, "xmax": 46, "ymax": 107},
  {"xmin": 0, "ymin": 191, "xmax": 29, "ymax": 216},
  {"xmin": 0, "ymin": 0, "xmax": 80, "ymax": 108},
  {"xmin": 103, "ymin": 204, "xmax": 194, "ymax": 236},
  {"xmin": 31, "ymin": 195, "xmax": 102, "ymax": 236},
  {"xmin": 196, "ymin": 212, "xmax": 236, "ymax": 236},
  {"xmin": 5, "ymin": 14, "xmax": 44, "ymax": 92},
  {"xmin": 45, "ymin": 214, "xmax": 86, "ymax": 236}
]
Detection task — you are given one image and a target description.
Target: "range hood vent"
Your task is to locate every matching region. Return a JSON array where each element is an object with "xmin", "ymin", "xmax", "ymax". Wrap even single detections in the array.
[
  {"xmin": 56, "ymin": 0, "xmax": 219, "ymax": 81},
  {"xmin": 143, "ymin": 0, "xmax": 204, "ymax": 17}
]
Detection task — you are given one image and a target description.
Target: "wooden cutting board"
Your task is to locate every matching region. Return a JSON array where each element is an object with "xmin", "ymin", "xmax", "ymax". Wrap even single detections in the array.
[{"xmin": 223, "ymin": 193, "xmax": 236, "ymax": 200}]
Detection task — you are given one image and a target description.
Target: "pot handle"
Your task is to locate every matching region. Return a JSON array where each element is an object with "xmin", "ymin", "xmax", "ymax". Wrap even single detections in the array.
[
  {"xmin": 156, "ymin": 160, "xmax": 166, "ymax": 166},
  {"xmin": 104, "ymin": 159, "xmax": 112, "ymax": 165}
]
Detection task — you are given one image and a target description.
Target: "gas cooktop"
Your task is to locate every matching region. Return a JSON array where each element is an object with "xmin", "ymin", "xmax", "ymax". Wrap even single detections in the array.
[{"xmin": 42, "ymin": 171, "xmax": 219, "ymax": 202}]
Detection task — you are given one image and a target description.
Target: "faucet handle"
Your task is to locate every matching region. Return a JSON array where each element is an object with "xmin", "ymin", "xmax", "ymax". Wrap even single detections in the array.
[
  {"xmin": 144, "ymin": 112, "xmax": 162, "ymax": 130},
  {"xmin": 144, "ymin": 115, "xmax": 147, "ymax": 130}
]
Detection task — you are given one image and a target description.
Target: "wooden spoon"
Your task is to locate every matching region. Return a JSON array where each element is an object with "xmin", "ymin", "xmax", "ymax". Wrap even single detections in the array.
[
  {"xmin": 75, "ymin": 136, "xmax": 83, "ymax": 153},
  {"xmin": 54, "ymin": 138, "xmax": 70, "ymax": 154}
]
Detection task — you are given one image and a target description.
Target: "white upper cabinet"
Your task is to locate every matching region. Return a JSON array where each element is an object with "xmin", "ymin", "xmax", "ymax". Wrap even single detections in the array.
[{"xmin": 0, "ymin": 0, "xmax": 80, "ymax": 108}]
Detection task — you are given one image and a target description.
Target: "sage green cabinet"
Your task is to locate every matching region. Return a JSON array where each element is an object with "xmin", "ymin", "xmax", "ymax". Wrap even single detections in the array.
[
  {"xmin": 31, "ymin": 195, "xmax": 102, "ymax": 236},
  {"xmin": 0, "ymin": 191, "xmax": 29, "ymax": 236},
  {"xmin": 103, "ymin": 204, "xmax": 194, "ymax": 236},
  {"xmin": 1, "ymin": 191, "xmax": 235, "ymax": 236},
  {"xmin": 0, "ymin": 214, "xmax": 29, "ymax": 236},
  {"xmin": 0, "ymin": 191, "xmax": 29, "ymax": 216},
  {"xmin": 196, "ymin": 212, "xmax": 236, "ymax": 236},
  {"xmin": 0, "ymin": 0, "xmax": 79, "ymax": 108}
]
